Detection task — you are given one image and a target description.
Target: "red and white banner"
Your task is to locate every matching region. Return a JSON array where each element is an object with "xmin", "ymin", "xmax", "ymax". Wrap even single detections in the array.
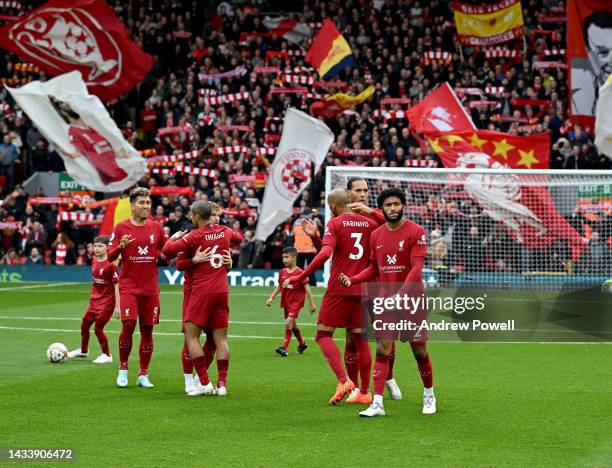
[
  {"xmin": 7, "ymin": 71, "xmax": 146, "ymax": 192},
  {"xmin": 532, "ymin": 61, "xmax": 567, "ymax": 70},
  {"xmin": 0, "ymin": 0, "xmax": 155, "ymax": 101},
  {"xmin": 484, "ymin": 49, "xmax": 519, "ymax": 58},
  {"xmin": 175, "ymin": 165, "xmax": 217, "ymax": 178},
  {"xmin": 0, "ymin": 221, "xmax": 22, "ymax": 229},
  {"xmin": 59, "ymin": 211, "xmax": 94, "ymax": 221},
  {"xmin": 455, "ymin": 87, "xmax": 485, "ymax": 97},
  {"xmin": 485, "ymin": 85, "xmax": 505, "ymax": 95},
  {"xmin": 263, "ymin": 16, "xmax": 313, "ymax": 45},
  {"xmin": 422, "ymin": 51, "xmax": 453, "ymax": 65},
  {"xmin": 217, "ymin": 125, "xmax": 253, "ymax": 133},
  {"xmin": 335, "ymin": 148, "xmax": 385, "ymax": 157},
  {"xmin": 283, "ymin": 74, "xmax": 315, "ymax": 85},
  {"xmin": 256, "ymin": 147, "xmax": 277, "ymax": 156},
  {"xmin": 405, "ymin": 159, "xmax": 438, "ymax": 167},
  {"xmin": 407, "ymin": 82, "xmax": 477, "ymax": 135},
  {"xmin": 213, "ymin": 145, "xmax": 248, "ymax": 156},
  {"xmin": 256, "ymin": 108, "xmax": 333, "ymax": 241},
  {"xmin": 202, "ymin": 91, "xmax": 251, "ymax": 106},
  {"xmin": 567, "ymin": 0, "xmax": 612, "ymax": 125},
  {"xmin": 467, "ymin": 100, "xmax": 501, "ymax": 109}
]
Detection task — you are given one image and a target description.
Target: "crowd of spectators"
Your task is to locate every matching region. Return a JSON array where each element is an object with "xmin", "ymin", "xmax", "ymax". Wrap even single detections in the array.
[{"xmin": 0, "ymin": 0, "xmax": 610, "ymax": 278}]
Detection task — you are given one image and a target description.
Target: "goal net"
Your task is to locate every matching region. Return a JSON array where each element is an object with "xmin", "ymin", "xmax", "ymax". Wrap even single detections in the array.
[{"xmin": 324, "ymin": 167, "xmax": 612, "ymax": 291}]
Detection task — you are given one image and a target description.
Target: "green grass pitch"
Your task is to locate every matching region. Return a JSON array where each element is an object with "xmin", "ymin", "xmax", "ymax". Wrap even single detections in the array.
[{"xmin": 0, "ymin": 283, "xmax": 611, "ymax": 467}]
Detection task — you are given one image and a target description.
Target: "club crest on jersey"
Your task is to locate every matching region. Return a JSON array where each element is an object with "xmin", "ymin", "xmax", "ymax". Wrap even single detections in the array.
[
  {"xmin": 418, "ymin": 234, "xmax": 427, "ymax": 245},
  {"xmin": 150, "ymin": 234, "xmax": 155, "ymax": 244},
  {"xmin": 99, "ymin": 268, "xmax": 104, "ymax": 275},
  {"xmin": 138, "ymin": 245, "xmax": 149, "ymax": 256},
  {"xmin": 386, "ymin": 254, "xmax": 397, "ymax": 265},
  {"xmin": 399, "ymin": 240, "xmax": 405, "ymax": 251},
  {"xmin": 272, "ymin": 149, "xmax": 314, "ymax": 201}
]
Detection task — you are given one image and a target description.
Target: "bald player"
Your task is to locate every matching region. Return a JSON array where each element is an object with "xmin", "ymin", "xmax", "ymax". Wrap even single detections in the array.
[
  {"xmin": 301, "ymin": 178, "xmax": 403, "ymax": 401},
  {"xmin": 284, "ymin": 189, "xmax": 378, "ymax": 405}
]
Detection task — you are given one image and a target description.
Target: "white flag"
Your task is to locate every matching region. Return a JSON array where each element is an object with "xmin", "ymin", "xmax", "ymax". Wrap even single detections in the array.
[
  {"xmin": 595, "ymin": 73, "xmax": 612, "ymax": 159},
  {"xmin": 6, "ymin": 71, "xmax": 146, "ymax": 192},
  {"xmin": 255, "ymin": 108, "xmax": 334, "ymax": 241}
]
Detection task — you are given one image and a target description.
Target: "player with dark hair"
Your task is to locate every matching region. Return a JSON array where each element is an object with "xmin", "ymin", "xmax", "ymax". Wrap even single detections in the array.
[
  {"xmin": 339, "ymin": 188, "xmax": 435, "ymax": 417},
  {"xmin": 67, "ymin": 235, "xmax": 119, "ymax": 364},
  {"xmin": 285, "ymin": 189, "xmax": 378, "ymax": 405},
  {"xmin": 107, "ymin": 187, "xmax": 167, "ymax": 388},
  {"xmin": 301, "ymin": 178, "xmax": 402, "ymax": 401},
  {"xmin": 162, "ymin": 200, "xmax": 238, "ymax": 396},
  {"xmin": 266, "ymin": 246, "xmax": 316, "ymax": 356}
]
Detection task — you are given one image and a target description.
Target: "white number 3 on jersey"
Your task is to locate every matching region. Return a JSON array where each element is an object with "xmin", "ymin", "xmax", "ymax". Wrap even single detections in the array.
[{"xmin": 349, "ymin": 232, "xmax": 364, "ymax": 260}]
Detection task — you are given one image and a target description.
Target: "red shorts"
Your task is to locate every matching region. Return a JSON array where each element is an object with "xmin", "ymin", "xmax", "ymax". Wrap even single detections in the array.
[
  {"xmin": 83, "ymin": 306, "xmax": 113, "ymax": 326},
  {"xmin": 120, "ymin": 294, "xmax": 160, "ymax": 326},
  {"xmin": 317, "ymin": 294, "xmax": 363, "ymax": 329},
  {"xmin": 372, "ymin": 309, "xmax": 429, "ymax": 344},
  {"xmin": 283, "ymin": 306, "xmax": 301, "ymax": 319},
  {"xmin": 185, "ymin": 293, "xmax": 229, "ymax": 330}
]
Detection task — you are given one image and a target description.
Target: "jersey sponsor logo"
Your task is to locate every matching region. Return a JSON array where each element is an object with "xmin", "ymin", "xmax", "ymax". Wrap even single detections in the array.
[
  {"xmin": 386, "ymin": 254, "xmax": 397, "ymax": 265},
  {"xmin": 137, "ymin": 245, "xmax": 149, "ymax": 256},
  {"xmin": 150, "ymin": 234, "xmax": 155, "ymax": 244},
  {"xmin": 418, "ymin": 234, "xmax": 427, "ymax": 245}
]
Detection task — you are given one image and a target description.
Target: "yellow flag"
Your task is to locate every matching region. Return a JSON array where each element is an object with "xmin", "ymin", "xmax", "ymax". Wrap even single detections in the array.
[{"xmin": 326, "ymin": 86, "xmax": 375, "ymax": 110}]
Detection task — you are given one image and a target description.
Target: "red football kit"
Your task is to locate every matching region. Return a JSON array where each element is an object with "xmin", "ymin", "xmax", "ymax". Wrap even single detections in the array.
[
  {"xmin": 278, "ymin": 267, "xmax": 308, "ymax": 319},
  {"xmin": 68, "ymin": 126, "xmax": 127, "ymax": 184},
  {"xmin": 357, "ymin": 220, "xmax": 428, "ymax": 342},
  {"xmin": 108, "ymin": 219, "xmax": 167, "ymax": 325},
  {"xmin": 162, "ymin": 223, "xmax": 241, "ymax": 329},
  {"xmin": 83, "ymin": 258, "xmax": 118, "ymax": 325}
]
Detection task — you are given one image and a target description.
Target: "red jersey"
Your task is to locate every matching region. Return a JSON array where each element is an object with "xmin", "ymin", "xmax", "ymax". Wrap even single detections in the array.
[
  {"xmin": 368, "ymin": 220, "xmax": 427, "ymax": 284},
  {"xmin": 68, "ymin": 126, "xmax": 127, "ymax": 185},
  {"xmin": 140, "ymin": 108, "xmax": 157, "ymax": 133},
  {"xmin": 170, "ymin": 224, "xmax": 241, "ymax": 296},
  {"xmin": 108, "ymin": 219, "xmax": 167, "ymax": 296},
  {"xmin": 278, "ymin": 267, "xmax": 308, "ymax": 310},
  {"xmin": 89, "ymin": 258, "xmax": 118, "ymax": 310},
  {"xmin": 322, "ymin": 213, "xmax": 379, "ymax": 296}
]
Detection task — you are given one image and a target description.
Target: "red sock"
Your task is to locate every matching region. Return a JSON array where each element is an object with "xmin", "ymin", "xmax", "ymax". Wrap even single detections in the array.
[
  {"xmin": 192, "ymin": 355, "xmax": 210, "ymax": 385},
  {"xmin": 352, "ymin": 333, "xmax": 372, "ymax": 394},
  {"xmin": 202, "ymin": 331, "xmax": 216, "ymax": 369},
  {"xmin": 387, "ymin": 342, "xmax": 396, "ymax": 380},
  {"xmin": 417, "ymin": 353, "xmax": 433, "ymax": 388},
  {"xmin": 94, "ymin": 323, "xmax": 109, "ymax": 356},
  {"xmin": 282, "ymin": 329, "xmax": 292, "ymax": 349},
  {"xmin": 292, "ymin": 327, "xmax": 305, "ymax": 346},
  {"xmin": 138, "ymin": 325, "xmax": 154, "ymax": 376},
  {"xmin": 118, "ymin": 320, "xmax": 136, "ymax": 370},
  {"xmin": 80, "ymin": 319, "xmax": 93, "ymax": 353},
  {"xmin": 217, "ymin": 359, "xmax": 229, "ymax": 388},
  {"xmin": 373, "ymin": 352, "xmax": 390, "ymax": 396},
  {"xmin": 344, "ymin": 340, "xmax": 359, "ymax": 385},
  {"xmin": 181, "ymin": 342, "xmax": 193, "ymax": 374},
  {"xmin": 315, "ymin": 331, "xmax": 347, "ymax": 383}
]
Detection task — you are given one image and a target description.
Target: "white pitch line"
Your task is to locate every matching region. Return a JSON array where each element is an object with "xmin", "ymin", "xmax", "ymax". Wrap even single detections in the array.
[
  {"xmin": 0, "ymin": 325, "xmax": 610, "ymax": 345},
  {"xmin": 0, "ymin": 282, "xmax": 75, "ymax": 291},
  {"xmin": 0, "ymin": 316, "xmax": 318, "ymax": 327}
]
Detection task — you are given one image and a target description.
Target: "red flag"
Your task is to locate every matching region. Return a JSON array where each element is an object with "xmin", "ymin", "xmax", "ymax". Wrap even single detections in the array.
[
  {"xmin": 407, "ymin": 83, "xmax": 476, "ymax": 135},
  {"xmin": 428, "ymin": 130, "xmax": 550, "ymax": 169},
  {"xmin": 0, "ymin": 0, "xmax": 155, "ymax": 101},
  {"xmin": 425, "ymin": 133, "xmax": 585, "ymax": 255}
]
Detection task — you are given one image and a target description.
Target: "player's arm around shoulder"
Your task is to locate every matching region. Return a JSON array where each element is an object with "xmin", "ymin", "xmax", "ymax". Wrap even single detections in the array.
[{"xmin": 162, "ymin": 229, "xmax": 190, "ymax": 260}]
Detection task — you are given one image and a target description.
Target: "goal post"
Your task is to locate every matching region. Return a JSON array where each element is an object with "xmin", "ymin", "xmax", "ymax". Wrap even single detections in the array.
[{"xmin": 323, "ymin": 166, "xmax": 612, "ymax": 291}]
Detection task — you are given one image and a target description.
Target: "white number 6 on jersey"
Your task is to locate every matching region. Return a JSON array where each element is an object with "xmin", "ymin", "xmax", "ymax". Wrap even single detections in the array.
[
  {"xmin": 209, "ymin": 245, "xmax": 224, "ymax": 269},
  {"xmin": 349, "ymin": 232, "xmax": 364, "ymax": 260}
]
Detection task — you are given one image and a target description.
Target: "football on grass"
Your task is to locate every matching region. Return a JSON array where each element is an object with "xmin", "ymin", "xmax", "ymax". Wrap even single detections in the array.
[{"xmin": 47, "ymin": 343, "xmax": 68, "ymax": 363}]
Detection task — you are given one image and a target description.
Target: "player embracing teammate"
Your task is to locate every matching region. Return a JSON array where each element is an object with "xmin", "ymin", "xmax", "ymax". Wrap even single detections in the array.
[
  {"xmin": 340, "ymin": 188, "xmax": 436, "ymax": 417},
  {"xmin": 108, "ymin": 187, "xmax": 168, "ymax": 388},
  {"xmin": 285, "ymin": 189, "xmax": 378, "ymax": 405},
  {"xmin": 162, "ymin": 201, "xmax": 238, "ymax": 396}
]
